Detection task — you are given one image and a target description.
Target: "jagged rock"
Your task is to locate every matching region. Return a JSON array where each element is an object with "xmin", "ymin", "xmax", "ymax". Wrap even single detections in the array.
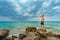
[
  {"xmin": 37, "ymin": 29, "xmax": 47, "ymax": 38},
  {"xmin": 26, "ymin": 27, "xmax": 32, "ymax": 32},
  {"xmin": 37, "ymin": 29, "xmax": 47, "ymax": 33},
  {"xmin": 3, "ymin": 35, "xmax": 18, "ymax": 40},
  {"xmin": 46, "ymin": 32, "xmax": 59, "ymax": 38},
  {"xmin": 12, "ymin": 35, "xmax": 18, "ymax": 39},
  {"xmin": 56, "ymin": 35, "xmax": 60, "ymax": 39},
  {"xmin": 23, "ymin": 36, "xmax": 40, "ymax": 40},
  {"xmin": 47, "ymin": 36, "xmax": 60, "ymax": 40},
  {"xmin": 23, "ymin": 32, "xmax": 40, "ymax": 40},
  {"xmin": 19, "ymin": 34, "xmax": 26, "ymax": 39},
  {"xmin": 4, "ymin": 39, "xmax": 14, "ymax": 40},
  {"xmin": 0, "ymin": 29, "xmax": 9, "ymax": 40},
  {"xmin": 33, "ymin": 36, "xmax": 40, "ymax": 40},
  {"xmin": 46, "ymin": 32, "xmax": 60, "ymax": 39},
  {"xmin": 26, "ymin": 26, "xmax": 37, "ymax": 34},
  {"xmin": 2, "ymin": 38, "xmax": 14, "ymax": 40},
  {"xmin": 46, "ymin": 32, "xmax": 54, "ymax": 37},
  {"xmin": 31, "ymin": 27, "xmax": 37, "ymax": 32}
]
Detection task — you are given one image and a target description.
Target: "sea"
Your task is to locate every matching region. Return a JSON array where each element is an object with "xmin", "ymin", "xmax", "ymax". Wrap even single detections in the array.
[{"xmin": 0, "ymin": 21, "xmax": 60, "ymax": 35}]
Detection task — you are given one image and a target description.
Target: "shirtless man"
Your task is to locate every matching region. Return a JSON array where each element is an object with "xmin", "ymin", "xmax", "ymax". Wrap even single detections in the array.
[{"xmin": 40, "ymin": 15, "xmax": 45, "ymax": 28}]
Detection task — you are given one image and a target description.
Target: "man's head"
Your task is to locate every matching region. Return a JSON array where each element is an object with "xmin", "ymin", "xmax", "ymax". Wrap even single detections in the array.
[{"xmin": 42, "ymin": 15, "xmax": 44, "ymax": 17}]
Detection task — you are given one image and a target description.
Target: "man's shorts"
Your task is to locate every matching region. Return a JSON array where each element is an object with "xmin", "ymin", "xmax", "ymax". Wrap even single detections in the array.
[{"xmin": 41, "ymin": 21, "xmax": 44, "ymax": 25}]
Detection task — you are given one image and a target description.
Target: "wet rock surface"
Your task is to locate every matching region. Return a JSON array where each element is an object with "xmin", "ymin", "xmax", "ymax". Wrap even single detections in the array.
[
  {"xmin": 26, "ymin": 26, "xmax": 37, "ymax": 34},
  {"xmin": 19, "ymin": 34, "xmax": 26, "ymax": 39},
  {"xmin": 0, "ymin": 29, "xmax": 9, "ymax": 40}
]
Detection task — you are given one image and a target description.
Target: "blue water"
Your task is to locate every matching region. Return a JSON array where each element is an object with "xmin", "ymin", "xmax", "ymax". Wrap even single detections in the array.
[{"xmin": 0, "ymin": 21, "xmax": 60, "ymax": 34}]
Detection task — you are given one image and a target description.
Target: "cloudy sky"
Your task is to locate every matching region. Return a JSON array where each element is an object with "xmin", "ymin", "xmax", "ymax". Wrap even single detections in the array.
[{"xmin": 0, "ymin": 0, "xmax": 60, "ymax": 21}]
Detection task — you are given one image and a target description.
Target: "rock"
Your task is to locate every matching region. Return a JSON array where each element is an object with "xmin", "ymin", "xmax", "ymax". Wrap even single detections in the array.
[
  {"xmin": 47, "ymin": 33, "xmax": 60, "ymax": 39},
  {"xmin": 26, "ymin": 26, "xmax": 37, "ymax": 34},
  {"xmin": 2, "ymin": 37, "xmax": 14, "ymax": 40},
  {"xmin": 46, "ymin": 32, "xmax": 59, "ymax": 38},
  {"xmin": 26, "ymin": 27, "xmax": 32, "ymax": 33},
  {"xmin": 3, "ymin": 35, "xmax": 18, "ymax": 40},
  {"xmin": 1, "ymin": 27, "xmax": 60, "ymax": 40},
  {"xmin": 19, "ymin": 34, "xmax": 26, "ymax": 39},
  {"xmin": 37, "ymin": 29, "xmax": 47, "ymax": 33},
  {"xmin": 33, "ymin": 36, "xmax": 40, "ymax": 40},
  {"xmin": 46, "ymin": 32, "xmax": 54, "ymax": 37},
  {"xmin": 37, "ymin": 29, "xmax": 47, "ymax": 38},
  {"xmin": 0, "ymin": 29, "xmax": 9, "ymax": 40},
  {"xmin": 56, "ymin": 35, "xmax": 60, "ymax": 39},
  {"xmin": 12, "ymin": 35, "xmax": 18, "ymax": 38},
  {"xmin": 26, "ymin": 32, "xmax": 35, "ymax": 37},
  {"xmin": 23, "ymin": 32, "xmax": 40, "ymax": 40},
  {"xmin": 15, "ymin": 38, "xmax": 23, "ymax": 40},
  {"xmin": 47, "ymin": 36, "xmax": 59, "ymax": 40},
  {"xmin": 31, "ymin": 27, "xmax": 37, "ymax": 32},
  {"xmin": 33, "ymin": 32, "xmax": 40, "ymax": 36},
  {"xmin": 26, "ymin": 28, "xmax": 48, "ymax": 40},
  {"xmin": 23, "ymin": 36, "xmax": 40, "ymax": 40}
]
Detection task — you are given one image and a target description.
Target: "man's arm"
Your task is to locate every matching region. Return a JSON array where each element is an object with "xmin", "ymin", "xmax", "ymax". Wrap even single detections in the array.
[{"xmin": 43, "ymin": 17, "xmax": 45, "ymax": 20}]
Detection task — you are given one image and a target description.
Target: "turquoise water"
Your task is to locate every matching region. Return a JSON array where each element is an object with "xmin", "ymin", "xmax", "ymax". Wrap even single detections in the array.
[{"xmin": 0, "ymin": 21, "xmax": 60, "ymax": 34}]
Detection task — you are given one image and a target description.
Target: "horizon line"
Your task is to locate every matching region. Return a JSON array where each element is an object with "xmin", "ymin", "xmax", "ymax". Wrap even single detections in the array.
[{"xmin": 0, "ymin": 21, "xmax": 59, "ymax": 22}]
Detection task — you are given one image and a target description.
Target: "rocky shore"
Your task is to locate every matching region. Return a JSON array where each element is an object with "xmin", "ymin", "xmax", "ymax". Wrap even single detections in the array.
[{"xmin": 0, "ymin": 26, "xmax": 60, "ymax": 40}]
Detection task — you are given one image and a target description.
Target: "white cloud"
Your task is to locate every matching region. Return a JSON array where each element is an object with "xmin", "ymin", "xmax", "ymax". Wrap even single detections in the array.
[
  {"xmin": 6, "ymin": 0, "xmax": 23, "ymax": 15},
  {"xmin": 26, "ymin": 5, "xmax": 35, "ymax": 12},
  {"xmin": 54, "ymin": 0, "xmax": 60, "ymax": 3},
  {"xmin": 36, "ymin": 10, "xmax": 42, "ymax": 16},
  {"xmin": 53, "ymin": 6, "xmax": 60, "ymax": 9},
  {"xmin": 23, "ymin": 12, "xmax": 33, "ymax": 16},
  {"xmin": 21, "ymin": 5, "xmax": 35, "ymax": 16},
  {"xmin": 26, "ymin": 6, "xmax": 32, "ymax": 12},
  {"xmin": 42, "ymin": 0, "xmax": 52, "ymax": 8},
  {"xmin": 9, "ymin": 0, "xmax": 36, "ymax": 16},
  {"xmin": 34, "ymin": 0, "xmax": 53, "ymax": 17},
  {"xmin": 34, "ymin": 0, "xmax": 55, "ymax": 18},
  {"xmin": 31, "ymin": 5, "xmax": 36, "ymax": 9},
  {"xmin": 43, "ymin": 2, "xmax": 50, "ymax": 7},
  {"xmin": 32, "ymin": 0, "xmax": 37, "ymax": 2},
  {"xmin": 15, "ymin": 7, "xmax": 22, "ymax": 14},
  {"xmin": 53, "ymin": 6, "xmax": 60, "ymax": 12},
  {"xmin": 22, "ymin": 5, "xmax": 36, "ymax": 16},
  {"xmin": 20, "ymin": 0, "xmax": 28, "ymax": 3},
  {"xmin": 6, "ymin": 0, "xmax": 37, "ymax": 17}
]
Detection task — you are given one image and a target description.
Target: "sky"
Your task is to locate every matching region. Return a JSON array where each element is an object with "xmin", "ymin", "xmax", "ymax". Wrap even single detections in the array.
[{"xmin": 0, "ymin": 0, "xmax": 60, "ymax": 21}]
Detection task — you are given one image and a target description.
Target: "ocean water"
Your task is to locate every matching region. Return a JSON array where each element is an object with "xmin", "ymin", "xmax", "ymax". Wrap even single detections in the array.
[{"xmin": 0, "ymin": 21, "xmax": 60, "ymax": 35}]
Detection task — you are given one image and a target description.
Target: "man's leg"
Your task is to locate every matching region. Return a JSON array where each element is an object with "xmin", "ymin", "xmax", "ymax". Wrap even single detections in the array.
[
  {"xmin": 41, "ymin": 24, "xmax": 46, "ymax": 30},
  {"xmin": 41, "ymin": 25, "xmax": 44, "ymax": 28}
]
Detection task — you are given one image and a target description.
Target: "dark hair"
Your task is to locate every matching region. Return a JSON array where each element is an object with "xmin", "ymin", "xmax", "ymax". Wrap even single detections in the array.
[{"xmin": 42, "ymin": 15, "xmax": 44, "ymax": 17}]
